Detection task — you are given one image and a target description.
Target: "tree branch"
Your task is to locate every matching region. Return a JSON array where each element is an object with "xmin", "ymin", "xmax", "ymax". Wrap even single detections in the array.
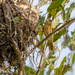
[
  {"xmin": 24, "ymin": 18, "xmax": 75, "ymax": 61},
  {"xmin": 36, "ymin": 40, "xmax": 48, "ymax": 75}
]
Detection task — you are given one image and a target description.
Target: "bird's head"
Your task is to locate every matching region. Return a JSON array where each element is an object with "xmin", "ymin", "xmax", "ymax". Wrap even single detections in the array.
[{"xmin": 46, "ymin": 18, "xmax": 52, "ymax": 22}]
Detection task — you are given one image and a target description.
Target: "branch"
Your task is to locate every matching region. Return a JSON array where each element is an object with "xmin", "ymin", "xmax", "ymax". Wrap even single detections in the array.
[
  {"xmin": 50, "ymin": 47, "xmax": 62, "ymax": 75},
  {"xmin": 11, "ymin": 38, "xmax": 21, "ymax": 55},
  {"xmin": 11, "ymin": 38, "xmax": 24, "ymax": 74},
  {"xmin": 24, "ymin": 18, "xmax": 75, "ymax": 61},
  {"xmin": 36, "ymin": 40, "xmax": 48, "ymax": 75}
]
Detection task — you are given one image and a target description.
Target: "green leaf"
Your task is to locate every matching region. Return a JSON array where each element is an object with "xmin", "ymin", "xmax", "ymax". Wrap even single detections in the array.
[
  {"xmin": 55, "ymin": 64, "xmax": 70, "ymax": 75},
  {"xmin": 63, "ymin": 30, "xmax": 75, "ymax": 50},
  {"xmin": 72, "ymin": 54, "xmax": 75, "ymax": 64},
  {"xmin": 40, "ymin": 11, "xmax": 43, "ymax": 13},
  {"xmin": 68, "ymin": 30, "xmax": 75, "ymax": 50},
  {"xmin": 54, "ymin": 56, "xmax": 67, "ymax": 75},
  {"xmin": 39, "ymin": 16, "xmax": 45, "ymax": 26},
  {"xmin": 70, "ymin": 3, "xmax": 75, "ymax": 8},
  {"xmin": 62, "ymin": 3, "xmax": 75, "ymax": 20},
  {"xmin": 42, "ymin": 59, "xmax": 47, "ymax": 65},
  {"xmin": 48, "ymin": 5, "xmax": 64, "ymax": 18},
  {"xmin": 49, "ymin": 65, "xmax": 55, "ymax": 71},
  {"xmin": 47, "ymin": 12, "xmax": 51, "ymax": 18},
  {"xmin": 48, "ymin": 51, "xmax": 55, "ymax": 58},
  {"xmin": 59, "ymin": 56, "xmax": 66, "ymax": 69},
  {"xmin": 47, "ymin": 0, "xmax": 65, "ymax": 18},
  {"xmin": 47, "ymin": 0, "xmax": 65, "ymax": 12},
  {"xmin": 53, "ymin": 23, "xmax": 62, "ymax": 30},
  {"xmin": 45, "ymin": 59, "xmax": 50, "ymax": 64},
  {"xmin": 39, "ymin": 70, "xmax": 44, "ymax": 75},
  {"xmin": 62, "ymin": 64, "xmax": 70, "ymax": 74},
  {"xmin": 38, "ymin": 32, "xmax": 43, "ymax": 35},
  {"xmin": 25, "ymin": 66, "xmax": 36, "ymax": 74},
  {"xmin": 53, "ymin": 28, "xmax": 66, "ymax": 42},
  {"xmin": 71, "ymin": 30, "xmax": 75, "ymax": 35},
  {"xmin": 39, "ymin": 34, "xmax": 44, "ymax": 49},
  {"xmin": 38, "ymin": 27, "xmax": 43, "ymax": 35},
  {"xmin": 62, "ymin": 34, "xmax": 71, "ymax": 48},
  {"xmin": 12, "ymin": 17, "xmax": 24, "ymax": 23}
]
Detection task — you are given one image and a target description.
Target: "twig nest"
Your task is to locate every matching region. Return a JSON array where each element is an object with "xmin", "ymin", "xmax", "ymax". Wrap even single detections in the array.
[{"xmin": 0, "ymin": 0, "xmax": 39, "ymax": 66}]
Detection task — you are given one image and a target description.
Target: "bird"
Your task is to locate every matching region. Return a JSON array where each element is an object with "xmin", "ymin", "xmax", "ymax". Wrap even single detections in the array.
[{"xmin": 43, "ymin": 18, "xmax": 53, "ymax": 51}]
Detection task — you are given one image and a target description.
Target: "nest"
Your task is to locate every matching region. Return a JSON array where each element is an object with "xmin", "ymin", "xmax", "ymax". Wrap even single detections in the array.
[{"xmin": 0, "ymin": 0, "xmax": 39, "ymax": 67}]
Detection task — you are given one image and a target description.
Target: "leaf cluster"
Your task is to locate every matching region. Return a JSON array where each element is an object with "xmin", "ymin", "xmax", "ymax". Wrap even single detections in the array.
[
  {"xmin": 50, "ymin": 57, "xmax": 70, "ymax": 75},
  {"xmin": 25, "ymin": 66, "xmax": 36, "ymax": 75},
  {"xmin": 47, "ymin": 0, "xmax": 65, "ymax": 18},
  {"xmin": 63, "ymin": 30, "xmax": 75, "ymax": 50},
  {"xmin": 62, "ymin": 3, "xmax": 75, "ymax": 21}
]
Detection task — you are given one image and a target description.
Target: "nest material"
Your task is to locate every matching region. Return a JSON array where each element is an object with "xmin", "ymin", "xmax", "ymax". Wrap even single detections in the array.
[{"xmin": 0, "ymin": 0, "xmax": 39, "ymax": 67}]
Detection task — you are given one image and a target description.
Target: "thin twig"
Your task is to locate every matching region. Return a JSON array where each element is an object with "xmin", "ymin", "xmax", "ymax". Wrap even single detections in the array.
[
  {"xmin": 33, "ymin": 51, "xmax": 38, "ymax": 67},
  {"xmin": 2, "ymin": 54, "xmax": 13, "ymax": 74},
  {"xmin": 2, "ymin": 0, "xmax": 8, "ymax": 23},
  {"xmin": 36, "ymin": 40, "xmax": 48, "ymax": 75},
  {"xmin": 50, "ymin": 47, "xmax": 62, "ymax": 75}
]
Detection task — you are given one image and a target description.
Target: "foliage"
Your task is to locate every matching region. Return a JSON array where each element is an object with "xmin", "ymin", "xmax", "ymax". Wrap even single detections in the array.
[
  {"xmin": 39, "ymin": 34, "xmax": 44, "ymax": 49},
  {"xmin": 39, "ymin": 16, "xmax": 45, "ymax": 27},
  {"xmin": 63, "ymin": 30, "xmax": 75, "ymax": 50},
  {"xmin": 47, "ymin": 0, "xmax": 65, "ymax": 18},
  {"xmin": 62, "ymin": 3, "xmax": 75, "ymax": 21},
  {"xmin": 53, "ymin": 28, "xmax": 66, "ymax": 42},
  {"xmin": 72, "ymin": 54, "xmax": 75, "ymax": 64},
  {"xmin": 38, "ymin": 16, "xmax": 45, "ymax": 49},
  {"xmin": 37, "ymin": 0, "xmax": 75, "ymax": 74},
  {"xmin": 25, "ymin": 66, "xmax": 36, "ymax": 75},
  {"xmin": 39, "ymin": 69, "xmax": 44, "ymax": 75},
  {"xmin": 49, "ymin": 57, "xmax": 70, "ymax": 75}
]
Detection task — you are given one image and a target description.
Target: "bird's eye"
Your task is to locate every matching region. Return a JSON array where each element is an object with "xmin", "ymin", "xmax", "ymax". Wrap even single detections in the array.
[
  {"xmin": 49, "ymin": 20, "xmax": 51, "ymax": 22},
  {"xmin": 46, "ymin": 19, "xmax": 51, "ymax": 22}
]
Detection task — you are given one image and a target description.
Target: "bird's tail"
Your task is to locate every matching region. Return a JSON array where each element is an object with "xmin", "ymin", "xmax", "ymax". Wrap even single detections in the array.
[
  {"xmin": 48, "ymin": 40, "xmax": 53, "ymax": 51},
  {"xmin": 48, "ymin": 35, "xmax": 54, "ymax": 51}
]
